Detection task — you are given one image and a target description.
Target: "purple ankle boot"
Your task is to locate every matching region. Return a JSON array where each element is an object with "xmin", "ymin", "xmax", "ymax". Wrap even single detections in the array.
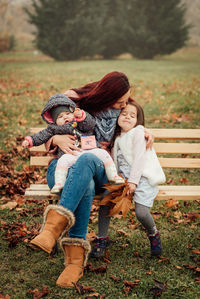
[{"xmin": 149, "ymin": 232, "xmax": 162, "ymax": 256}]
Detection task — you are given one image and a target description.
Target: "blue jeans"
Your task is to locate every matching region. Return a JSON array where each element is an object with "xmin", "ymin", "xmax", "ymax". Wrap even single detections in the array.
[{"xmin": 46, "ymin": 153, "xmax": 107, "ymax": 239}]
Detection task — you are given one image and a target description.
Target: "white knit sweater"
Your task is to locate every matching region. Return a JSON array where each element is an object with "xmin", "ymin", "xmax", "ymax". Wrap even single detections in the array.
[{"xmin": 113, "ymin": 125, "xmax": 166, "ymax": 186}]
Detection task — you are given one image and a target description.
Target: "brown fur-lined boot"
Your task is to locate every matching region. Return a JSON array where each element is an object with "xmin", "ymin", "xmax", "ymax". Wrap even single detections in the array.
[
  {"xmin": 29, "ymin": 205, "xmax": 75, "ymax": 254},
  {"xmin": 56, "ymin": 237, "xmax": 91, "ymax": 288}
]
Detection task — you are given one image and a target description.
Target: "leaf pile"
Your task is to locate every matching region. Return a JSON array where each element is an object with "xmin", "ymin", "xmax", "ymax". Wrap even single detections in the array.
[
  {"xmin": 1, "ymin": 219, "xmax": 42, "ymax": 248},
  {"xmin": 100, "ymin": 182, "xmax": 133, "ymax": 218},
  {"xmin": 0, "ymin": 136, "xmax": 44, "ymax": 200}
]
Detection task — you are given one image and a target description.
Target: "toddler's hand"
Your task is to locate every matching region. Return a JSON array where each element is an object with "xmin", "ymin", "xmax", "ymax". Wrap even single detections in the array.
[
  {"xmin": 22, "ymin": 140, "xmax": 30, "ymax": 148},
  {"xmin": 126, "ymin": 182, "xmax": 137, "ymax": 195},
  {"xmin": 74, "ymin": 108, "xmax": 83, "ymax": 119}
]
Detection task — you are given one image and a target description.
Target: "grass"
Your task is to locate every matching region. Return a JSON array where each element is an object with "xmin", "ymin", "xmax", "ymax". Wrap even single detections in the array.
[{"xmin": 0, "ymin": 47, "xmax": 200, "ymax": 298}]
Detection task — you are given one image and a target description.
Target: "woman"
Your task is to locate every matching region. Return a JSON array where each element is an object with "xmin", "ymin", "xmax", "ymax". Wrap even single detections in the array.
[{"xmin": 30, "ymin": 71, "xmax": 153, "ymax": 288}]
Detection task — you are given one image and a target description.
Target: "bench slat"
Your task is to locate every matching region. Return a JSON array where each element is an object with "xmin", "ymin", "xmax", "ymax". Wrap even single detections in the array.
[
  {"xmin": 30, "ymin": 128, "xmax": 200, "ymax": 140},
  {"xmin": 159, "ymin": 157, "xmax": 200, "ymax": 168},
  {"xmin": 151, "ymin": 129, "xmax": 200, "ymax": 140},
  {"xmin": 30, "ymin": 144, "xmax": 46, "ymax": 152},
  {"xmin": 25, "ymin": 184, "xmax": 200, "ymax": 201},
  {"xmin": 30, "ymin": 143, "xmax": 200, "ymax": 154},
  {"xmin": 27, "ymin": 184, "xmax": 200, "ymax": 191},
  {"xmin": 30, "ymin": 156, "xmax": 200, "ymax": 168},
  {"xmin": 154, "ymin": 143, "xmax": 200, "ymax": 154}
]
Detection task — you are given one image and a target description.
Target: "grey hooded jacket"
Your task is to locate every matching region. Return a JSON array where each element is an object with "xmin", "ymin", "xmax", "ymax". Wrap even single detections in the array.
[{"xmin": 28, "ymin": 94, "xmax": 96, "ymax": 157}]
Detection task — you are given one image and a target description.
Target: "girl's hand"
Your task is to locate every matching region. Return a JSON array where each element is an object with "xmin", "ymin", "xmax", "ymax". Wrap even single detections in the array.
[
  {"xmin": 126, "ymin": 182, "xmax": 137, "ymax": 195},
  {"xmin": 52, "ymin": 134, "xmax": 81, "ymax": 155},
  {"xmin": 99, "ymin": 141, "xmax": 111, "ymax": 151},
  {"xmin": 144, "ymin": 128, "xmax": 154, "ymax": 149},
  {"xmin": 74, "ymin": 108, "xmax": 83, "ymax": 119},
  {"xmin": 22, "ymin": 140, "xmax": 29, "ymax": 148}
]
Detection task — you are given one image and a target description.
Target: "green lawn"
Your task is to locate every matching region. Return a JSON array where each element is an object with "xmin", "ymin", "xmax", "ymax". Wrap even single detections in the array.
[{"xmin": 0, "ymin": 48, "xmax": 200, "ymax": 298}]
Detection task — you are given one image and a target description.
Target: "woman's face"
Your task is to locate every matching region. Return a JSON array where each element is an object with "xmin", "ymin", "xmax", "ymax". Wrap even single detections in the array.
[
  {"xmin": 112, "ymin": 89, "xmax": 130, "ymax": 109},
  {"xmin": 118, "ymin": 104, "xmax": 137, "ymax": 132}
]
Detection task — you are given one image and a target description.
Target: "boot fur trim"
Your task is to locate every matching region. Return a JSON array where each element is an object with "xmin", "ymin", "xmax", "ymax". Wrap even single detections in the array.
[
  {"xmin": 40, "ymin": 204, "xmax": 75, "ymax": 234},
  {"xmin": 60, "ymin": 237, "xmax": 91, "ymax": 267}
]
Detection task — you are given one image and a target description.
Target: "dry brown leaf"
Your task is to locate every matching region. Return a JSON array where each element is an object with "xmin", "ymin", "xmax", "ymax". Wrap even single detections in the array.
[
  {"xmin": 108, "ymin": 195, "xmax": 132, "ymax": 218},
  {"xmin": 0, "ymin": 201, "xmax": 17, "ymax": 210},
  {"xmin": 0, "ymin": 295, "xmax": 10, "ymax": 299},
  {"xmin": 86, "ymin": 230, "xmax": 97, "ymax": 241},
  {"xmin": 166, "ymin": 199, "xmax": 177, "ymax": 208},
  {"xmin": 191, "ymin": 249, "xmax": 200, "ymax": 255},
  {"xmin": 100, "ymin": 183, "xmax": 132, "ymax": 218},
  {"xmin": 27, "ymin": 286, "xmax": 50, "ymax": 299}
]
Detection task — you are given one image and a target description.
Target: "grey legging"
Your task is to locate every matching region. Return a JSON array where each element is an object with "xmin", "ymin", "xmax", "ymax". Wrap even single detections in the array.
[{"xmin": 98, "ymin": 201, "xmax": 157, "ymax": 237}]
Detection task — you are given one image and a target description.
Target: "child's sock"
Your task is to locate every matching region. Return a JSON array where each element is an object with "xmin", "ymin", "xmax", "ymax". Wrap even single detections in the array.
[
  {"xmin": 105, "ymin": 162, "xmax": 125, "ymax": 184},
  {"xmin": 50, "ymin": 168, "xmax": 68, "ymax": 194}
]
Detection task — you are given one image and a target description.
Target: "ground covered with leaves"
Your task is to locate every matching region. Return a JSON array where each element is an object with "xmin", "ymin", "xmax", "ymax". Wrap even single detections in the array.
[{"xmin": 0, "ymin": 48, "xmax": 200, "ymax": 298}]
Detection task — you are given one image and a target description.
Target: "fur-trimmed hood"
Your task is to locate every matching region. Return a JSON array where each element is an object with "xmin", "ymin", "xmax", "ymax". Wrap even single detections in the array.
[{"xmin": 41, "ymin": 93, "xmax": 76, "ymax": 124}]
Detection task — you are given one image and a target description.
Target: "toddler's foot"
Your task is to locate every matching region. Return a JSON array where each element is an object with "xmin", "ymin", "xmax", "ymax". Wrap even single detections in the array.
[
  {"xmin": 90, "ymin": 236, "xmax": 110, "ymax": 258},
  {"xmin": 51, "ymin": 184, "xmax": 63, "ymax": 194},
  {"xmin": 148, "ymin": 232, "xmax": 162, "ymax": 256},
  {"xmin": 109, "ymin": 176, "xmax": 125, "ymax": 185}
]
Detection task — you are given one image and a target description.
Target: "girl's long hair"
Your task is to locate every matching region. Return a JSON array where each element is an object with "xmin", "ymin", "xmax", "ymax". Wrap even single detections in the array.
[
  {"xmin": 110, "ymin": 100, "xmax": 145, "ymax": 148},
  {"xmin": 70, "ymin": 71, "xmax": 130, "ymax": 114}
]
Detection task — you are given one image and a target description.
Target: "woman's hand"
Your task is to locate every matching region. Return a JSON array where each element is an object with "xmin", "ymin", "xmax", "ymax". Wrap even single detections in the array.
[
  {"xmin": 126, "ymin": 182, "xmax": 137, "ymax": 195},
  {"xmin": 144, "ymin": 128, "xmax": 154, "ymax": 150},
  {"xmin": 52, "ymin": 134, "xmax": 81, "ymax": 155}
]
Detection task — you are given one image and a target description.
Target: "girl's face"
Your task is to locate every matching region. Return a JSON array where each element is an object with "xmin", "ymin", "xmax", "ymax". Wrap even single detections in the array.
[
  {"xmin": 56, "ymin": 111, "xmax": 74, "ymax": 125},
  {"xmin": 118, "ymin": 104, "xmax": 137, "ymax": 132},
  {"xmin": 112, "ymin": 89, "xmax": 130, "ymax": 109}
]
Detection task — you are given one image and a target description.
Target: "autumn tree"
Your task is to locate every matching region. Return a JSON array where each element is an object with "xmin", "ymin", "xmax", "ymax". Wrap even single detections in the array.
[
  {"xmin": 25, "ymin": 0, "xmax": 106, "ymax": 60},
  {"xmin": 25, "ymin": 0, "xmax": 190, "ymax": 60},
  {"xmin": 125, "ymin": 0, "xmax": 190, "ymax": 59}
]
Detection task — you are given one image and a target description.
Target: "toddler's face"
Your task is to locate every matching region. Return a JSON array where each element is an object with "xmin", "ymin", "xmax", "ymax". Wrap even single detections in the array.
[
  {"xmin": 56, "ymin": 111, "xmax": 74, "ymax": 125},
  {"xmin": 118, "ymin": 104, "xmax": 137, "ymax": 132}
]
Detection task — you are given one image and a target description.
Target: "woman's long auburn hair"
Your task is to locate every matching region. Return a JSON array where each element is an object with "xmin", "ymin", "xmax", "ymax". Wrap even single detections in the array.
[
  {"xmin": 70, "ymin": 71, "xmax": 130, "ymax": 114},
  {"xmin": 110, "ymin": 100, "xmax": 145, "ymax": 148}
]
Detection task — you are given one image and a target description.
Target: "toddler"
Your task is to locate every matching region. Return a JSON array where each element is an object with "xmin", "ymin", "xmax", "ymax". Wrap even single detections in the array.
[
  {"xmin": 91, "ymin": 100, "xmax": 166, "ymax": 258},
  {"xmin": 22, "ymin": 93, "xmax": 124, "ymax": 193}
]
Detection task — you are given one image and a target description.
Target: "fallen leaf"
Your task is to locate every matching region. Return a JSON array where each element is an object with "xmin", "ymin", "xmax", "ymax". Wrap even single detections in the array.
[
  {"xmin": 110, "ymin": 275, "xmax": 121, "ymax": 282},
  {"xmin": 166, "ymin": 199, "xmax": 177, "ymax": 208},
  {"xmin": 74, "ymin": 282, "xmax": 96, "ymax": 295},
  {"xmin": 0, "ymin": 201, "xmax": 17, "ymax": 210},
  {"xmin": 149, "ymin": 279, "xmax": 167, "ymax": 297},
  {"xmin": 124, "ymin": 280, "xmax": 140, "ymax": 288},
  {"xmin": 116, "ymin": 229, "xmax": 129, "ymax": 236},
  {"xmin": 179, "ymin": 177, "xmax": 188, "ymax": 184},
  {"xmin": 85, "ymin": 292, "xmax": 100, "ymax": 298},
  {"xmin": 27, "ymin": 285, "xmax": 50, "ymax": 299},
  {"xmin": 194, "ymin": 278, "xmax": 200, "ymax": 283},
  {"xmin": 0, "ymin": 294, "xmax": 10, "ymax": 299},
  {"xmin": 86, "ymin": 230, "xmax": 97, "ymax": 241},
  {"xmin": 146, "ymin": 270, "xmax": 152, "ymax": 275},
  {"xmin": 191, "ymin": 249, "xmax": 200, "ymax": 255},
  {"xmin": 86, "ymin": 263, "xmax": 107, "ymax": 274}
]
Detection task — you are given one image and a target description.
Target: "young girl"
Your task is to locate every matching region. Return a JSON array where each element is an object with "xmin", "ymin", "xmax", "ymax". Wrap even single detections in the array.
[
  {"xmin": 91, "ymin": 101, "xmax": 166, "ymax": 258},
  {"xmin": 22, "ymin": 93, "xmax": 124, "ymax": 193}
]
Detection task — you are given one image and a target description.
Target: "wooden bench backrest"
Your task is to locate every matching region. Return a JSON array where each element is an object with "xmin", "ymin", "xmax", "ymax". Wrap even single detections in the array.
[{"xmin": 29, "ymin": 128, "xmax": 200, "ymax": 169}]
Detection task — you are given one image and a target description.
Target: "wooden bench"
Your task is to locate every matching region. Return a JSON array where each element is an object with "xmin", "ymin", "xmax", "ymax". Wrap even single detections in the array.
[{"xmin": 25, "ymin": 128, "xmax": 200, "ymax": 201}]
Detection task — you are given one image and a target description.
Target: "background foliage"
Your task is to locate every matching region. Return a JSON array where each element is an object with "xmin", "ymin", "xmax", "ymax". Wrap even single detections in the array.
[{"xmin": 25, "ymin": 0, "xmax": 190, "ymax": 60}]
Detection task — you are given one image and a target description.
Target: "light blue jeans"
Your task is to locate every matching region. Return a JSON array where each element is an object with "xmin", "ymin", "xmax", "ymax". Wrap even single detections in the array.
[{"xmin": 46, "ymin": 153, "xmax": 107, "ymax": 239}]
